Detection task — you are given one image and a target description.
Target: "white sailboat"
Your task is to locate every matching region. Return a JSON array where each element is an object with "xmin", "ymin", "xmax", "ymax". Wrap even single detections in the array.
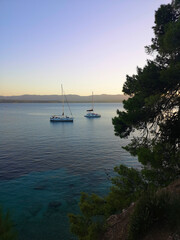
[
  {"xmin": 84, "ymin": 92, "xmax": 101, "ymax": 118},
  {"xmin": 50, "ymin": 85, "xmax": 74, "ymax": 122}
]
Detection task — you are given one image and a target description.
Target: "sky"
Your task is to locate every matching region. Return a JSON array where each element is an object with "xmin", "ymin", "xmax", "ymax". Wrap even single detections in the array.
[{"xmin": 0, "ymin": 0, "xmax": 171, "ymax": 96}]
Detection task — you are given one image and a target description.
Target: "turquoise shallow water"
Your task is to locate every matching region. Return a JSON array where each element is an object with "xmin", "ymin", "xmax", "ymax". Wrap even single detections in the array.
[{"xmin": 0, "ymin": 103, "xmax": 139, "ymax": 239}]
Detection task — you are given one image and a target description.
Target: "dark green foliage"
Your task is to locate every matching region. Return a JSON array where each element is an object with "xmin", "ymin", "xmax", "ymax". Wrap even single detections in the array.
[
  {"xmin": 0, "ymin": 207, "xmax": 17, "ymax": 240},
  {"xmin": 167, "ymin": 196, "xmax": 180, "ymax": 230},
  {"xmin": 68, "ymin": 214, "xmax": 89, "ymax": 239},
  {"xmin": 113, "ymin": 0, "xmax": 180, "ymax": 186},
  {"xmin": 68, "ymin": 193, "xmax": 106, "ymax": 240},
  {"xmin": 128, "ymin": 192, "xmax": 180, "ymax": 240},
  {"xmin": 106, "ymin": 165, "xmax": 146, "ymax": 213}
]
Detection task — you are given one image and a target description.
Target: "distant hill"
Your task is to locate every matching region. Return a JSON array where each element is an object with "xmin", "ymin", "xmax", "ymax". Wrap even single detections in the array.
[{"xmin": 0, "ymin": 94, "xmax": 128, "ymax": 103}]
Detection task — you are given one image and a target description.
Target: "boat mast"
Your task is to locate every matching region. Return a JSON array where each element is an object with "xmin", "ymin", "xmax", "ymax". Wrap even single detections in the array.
[
  {"xmin": 92, "ymin": 91, "xmax": 94, "ymax": 110},
  {"xmin": 61, "ymin": 84, "xmax": 64, "ymax": 116}
]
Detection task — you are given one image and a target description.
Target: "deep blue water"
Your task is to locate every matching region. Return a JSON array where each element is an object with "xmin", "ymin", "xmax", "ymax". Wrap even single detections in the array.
[{"xmin": 0, "ymin": 103, "xmax": 139, "ymax": 240}]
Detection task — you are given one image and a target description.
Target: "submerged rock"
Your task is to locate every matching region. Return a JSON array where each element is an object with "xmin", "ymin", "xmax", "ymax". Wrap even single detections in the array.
[
  {"xmin": 48, "ymin": 201, "xmax": 62, "ymax": 209},
  {"xmin": 28, "ymin": 203, "xmax": 42, "ymax": 217},
  {"xmin": 33, "ymin": 184, "xmax": 47, "ymax": 190},
  {"xmin": 43, "ymin": 201, "xmax": 62, "ymax": 217}
]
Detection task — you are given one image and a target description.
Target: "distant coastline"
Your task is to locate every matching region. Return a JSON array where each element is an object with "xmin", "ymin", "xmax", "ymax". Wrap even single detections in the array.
[{"xmin": 0, "ymin": 94, "xmax": 128, "ymax": 103}]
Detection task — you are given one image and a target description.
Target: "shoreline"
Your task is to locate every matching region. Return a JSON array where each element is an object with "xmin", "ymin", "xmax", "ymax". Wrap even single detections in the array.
[{"xmin": 0, "ymin": 100, "xmax": 124, "ymax": 103}]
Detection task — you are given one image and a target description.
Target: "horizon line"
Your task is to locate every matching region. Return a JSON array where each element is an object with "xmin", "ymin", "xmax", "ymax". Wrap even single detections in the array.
[{"xmin": 0, "ymin": 93, "xmax": 125, "ymax": 97}]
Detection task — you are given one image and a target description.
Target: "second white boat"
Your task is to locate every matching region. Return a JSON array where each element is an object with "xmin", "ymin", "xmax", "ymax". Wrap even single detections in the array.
[{"xmin": 84, "ymin": 92, "xmax": 101, "ymax": 118}]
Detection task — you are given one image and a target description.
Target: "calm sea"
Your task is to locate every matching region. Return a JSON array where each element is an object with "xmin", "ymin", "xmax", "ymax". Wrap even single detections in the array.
[{"xmin": 0, "ymin": 103, "xmax": 139, "ymax": 240}]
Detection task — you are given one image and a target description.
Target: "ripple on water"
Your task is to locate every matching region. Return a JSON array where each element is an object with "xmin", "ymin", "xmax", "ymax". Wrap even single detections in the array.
[{"xmin": 0, "ymin": 103, "xmax": 138, "ymax": 240}]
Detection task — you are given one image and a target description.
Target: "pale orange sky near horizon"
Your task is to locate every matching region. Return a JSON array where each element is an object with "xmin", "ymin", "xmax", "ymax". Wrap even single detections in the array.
[{"xmin": 0, "ymin": 0, "xmax": 171, "ymax": 96}]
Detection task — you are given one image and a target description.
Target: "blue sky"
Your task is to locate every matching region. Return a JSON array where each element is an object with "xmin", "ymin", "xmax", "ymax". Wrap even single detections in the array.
[{"xmin": 0, "ymin": 0, "xmax": 171, "ymax": 96}]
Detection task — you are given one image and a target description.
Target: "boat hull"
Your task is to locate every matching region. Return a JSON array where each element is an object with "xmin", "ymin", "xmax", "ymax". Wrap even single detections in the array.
[
  {"xmin": 50, "ymin": 116, "xmax": 73, "ymax": 122},
  {"xmin": 84, "ymin": 113, "xmax": 101, "ymax": 118}
]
